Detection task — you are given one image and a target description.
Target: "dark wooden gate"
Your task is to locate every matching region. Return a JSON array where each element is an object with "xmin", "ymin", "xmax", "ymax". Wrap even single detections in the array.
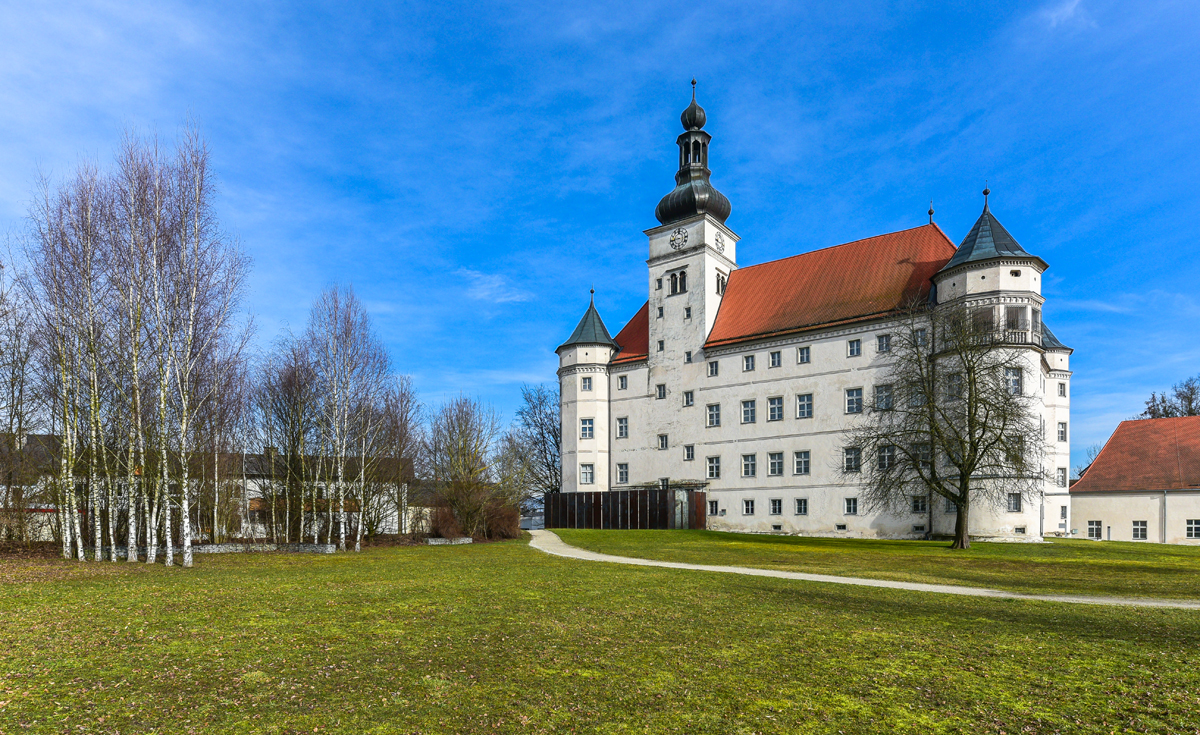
[{"xmin": 544, "ymin": 490, "xmax": 707, "ymax": 530}]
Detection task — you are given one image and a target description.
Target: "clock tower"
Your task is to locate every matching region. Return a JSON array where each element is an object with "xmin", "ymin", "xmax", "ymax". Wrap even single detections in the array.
[{"xmin": 644, "ymin": 81, "xmax": 738, "ymax": 375}]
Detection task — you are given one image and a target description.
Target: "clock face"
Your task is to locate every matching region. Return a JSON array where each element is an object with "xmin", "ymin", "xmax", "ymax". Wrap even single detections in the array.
[
  {"xmin": 714, "ymin": 231, "xmax": 725, "ymax": 253},
  {"xmin": 669, "ymin": 227, "xmax": 688, "ymax": 250}
]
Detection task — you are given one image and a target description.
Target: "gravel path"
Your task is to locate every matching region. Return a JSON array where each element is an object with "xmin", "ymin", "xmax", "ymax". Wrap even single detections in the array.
[{"xmin": 529, "ymin": 530, "xmax": 1200, "ymax": 610}]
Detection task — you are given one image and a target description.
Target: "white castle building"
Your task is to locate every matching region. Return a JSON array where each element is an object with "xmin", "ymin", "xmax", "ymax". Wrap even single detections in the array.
[{"xmin": 556, "ymin": 89, "xmax": 1073, "ymax": 540}]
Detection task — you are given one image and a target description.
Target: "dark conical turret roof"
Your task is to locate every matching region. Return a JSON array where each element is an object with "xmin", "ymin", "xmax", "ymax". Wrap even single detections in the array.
[
  {"xmin": 557, "ymin": 295, "xmax": 618, "ymax": 352},
  {"xmin": 941, "ymin": 194, "xmax": 1043, "ymax": 272}
]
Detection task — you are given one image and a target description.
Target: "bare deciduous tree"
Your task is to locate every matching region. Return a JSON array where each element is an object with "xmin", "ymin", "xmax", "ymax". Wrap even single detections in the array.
[
  {"xmin": 512, "ymin": 383, "xmax": 561, "ymax": 498},
  {"xmin": 843, "ymin": 302, "xmax": 1046, "ymax": 549},
  {"xmin": 1142, "ymin": 375, "xmax": 1200, "ymax": 419}
]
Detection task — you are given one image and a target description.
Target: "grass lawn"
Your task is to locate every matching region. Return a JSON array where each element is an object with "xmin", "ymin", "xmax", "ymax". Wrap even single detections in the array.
[
  {"xmin": 1, "ymin": 537, "xmax": 1199, "ymax": 734},
  {"xmin": 555, "ymin": 529, "xmax": 1200, "ymax": 600}
]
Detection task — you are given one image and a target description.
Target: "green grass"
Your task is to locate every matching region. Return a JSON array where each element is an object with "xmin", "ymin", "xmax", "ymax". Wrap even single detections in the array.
[
  {"xmin": 555, "ymin": 529, "xmax": 1200, "ymax": 600},
  {"xmin": 1, "ymin": 538, "xmax": 1199, "ymax": 734}
]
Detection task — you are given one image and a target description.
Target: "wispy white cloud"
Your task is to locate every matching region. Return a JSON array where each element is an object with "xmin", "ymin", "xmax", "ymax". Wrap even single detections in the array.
[
  {"xmin": 1038, "ymin": 0, "xmax": 1095, "ymax": 30},
  {"xmin": 456, "ymin": 268, "xmax": 532, "ymax": 304}
]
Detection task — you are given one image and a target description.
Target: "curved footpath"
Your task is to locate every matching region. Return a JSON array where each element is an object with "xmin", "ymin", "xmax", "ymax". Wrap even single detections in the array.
[{"xmin": 529, "ymin": 530, "xmax": 1200, "ymax": 610}]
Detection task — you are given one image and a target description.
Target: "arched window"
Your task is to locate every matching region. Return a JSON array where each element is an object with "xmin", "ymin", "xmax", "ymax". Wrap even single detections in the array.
[
  {"xmin": 692, "ymin": 140, "xmax": 701, "ymax": 163},
  {"xmin": 679, "ymin": 270, "xmax": 687, "ymax": 293},
  {"xmin": 670, "ymin": 273, "xmax": 679, "ymax": 294},
  {"xmin": 702, "ymin": 142, "xmax": 707, "ymax": 165}
]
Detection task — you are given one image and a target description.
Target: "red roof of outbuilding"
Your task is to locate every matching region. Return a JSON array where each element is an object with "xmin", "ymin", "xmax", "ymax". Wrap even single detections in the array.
[
  {"xmin": 1071, "ymin": 417, "xmax": 1200, "ymax": 493},
  {"xmin": 611, "ymin": 301, "xmax": 650, "ymax": 364},
  {"xmin": 705, "ymin": 224, "xmax": 956, "ymax": 348}
]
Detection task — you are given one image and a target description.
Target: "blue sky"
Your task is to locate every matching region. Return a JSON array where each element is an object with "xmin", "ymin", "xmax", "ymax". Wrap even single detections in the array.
[{"xmin": 1, "ymin": 0, "xmax": 1197, "ymax": 468}]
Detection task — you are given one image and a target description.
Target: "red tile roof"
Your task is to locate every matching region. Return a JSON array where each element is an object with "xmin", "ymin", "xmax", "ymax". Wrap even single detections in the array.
[
  {"xmin": 705, "ymin": 224, "xmax": 956, "ymax": 348},
  {"xmin": 1071, "ymin": 417, "xmax": 1200, "ymax": 493},
  {"xmin": 611, "ymin": 301, "xmax": 650, "ymax": 364}
]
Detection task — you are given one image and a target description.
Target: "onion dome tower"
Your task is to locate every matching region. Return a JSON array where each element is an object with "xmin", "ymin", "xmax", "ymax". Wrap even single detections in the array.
[{"xmin": 654, "ymin": 80, "xmax": 732, "ymax": 226}]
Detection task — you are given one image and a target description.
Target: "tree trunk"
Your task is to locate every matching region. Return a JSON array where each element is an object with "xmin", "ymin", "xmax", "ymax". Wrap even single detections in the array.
[{"xmin": 952, "ymin": 500, "xmax": 971, "ymax": 550}]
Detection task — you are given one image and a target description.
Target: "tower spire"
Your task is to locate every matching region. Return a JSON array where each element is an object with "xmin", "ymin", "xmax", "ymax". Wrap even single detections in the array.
[
  {"xmin": 928, "ymin": 200, "xmax": 935, "ymax": 224},
  {"xmin": 654, "ymin": 81, "xmax": 731, "ymax": 225}
]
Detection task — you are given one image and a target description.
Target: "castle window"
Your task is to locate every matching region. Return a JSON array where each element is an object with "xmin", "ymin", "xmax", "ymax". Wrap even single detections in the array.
[
  {"xmin": 658, "ymin": 434, "xmax": 669, "ymax": 450},
  {"xmin": 915, "ymin": 329, "xmax": 927, "ymax": 347},
  {"xmin": 692, "ymin": 140, "xmax": 700, "ymax": 162},
  {"xmin": 877, "ymin": 334, "xmax": 891, "ymax": 352},
  {"xmin": 769, "ymin": 350, "xmax": 781, "ymax": 368},
  {"xmin": 1088, "ymin": 521, "xmax": 1102, "ymax": 539},
  {"xmin": 685, "ymin": 351, "xmax": 692, "ymax": 363},
  {"xmin": 878, "ymin": 445, "xmax": 896, "ymax": 470},
  {"xmin": 848, "ymin": 339, "xmax": 862, "ymax": 357},
  {"xmin": 1058, "ymin": 382, "xmax": 1066, "ymax": 397},
  {"xmin": 659, "ymin": 478, "xmax": 670, "ymax": 490},
  {"xmin": 656, "ymin": 278, "xmax": 662, "ymax": 290},
  {"xmin": 911, "ymin": 495, "xmax": 927, "ymax": 514},
  {"xmin": 716, "ymin": 273, "xmax": 727, "ymax": 295},
  {"xmin": 1005, "ymin": 368, "xmax": 1023, "ymax": 395},
  {"xmin": 656, "ymin": 384, "xmax": 666, "ymax": 399},
  {"xmin": 616, "ymin": 417, "xmax": 628, "ymax": 439},
  {"xmin": 741, "ymin": 454, "xmax": 757, "ymax": 478},
  {"xmin": 794, "ymin": 451, "xmax": 810, "ymax": 475},
  {"xmin": 657, "ymin": 340, "xmax": 664, "ymax": 352},
  {"xmin": 580, "ymin": 418, "xmax": 593, "ymax": 439},
  {"xmin": 844, "ymin": 497, "xmax": 858, "ymax": 515},
  {"xmin": 684, "ymin": 445, "xmax": 695, "ymax": 461},
  {"xmin": 875, "ymin": 384, "xmax": 894, "ymax": 410},
  {"xmin": 616, "ymin": 464, "xmax": 628, "ymax": 484},
  {"xmin": 743, "ymin": 355, "xmax": 755, "ymax": 372},
  {"xmin": 741, "ymin": 400, "xmax": 756, "ymax": 424},
  {"xmin": 795, "ymin": 498, "xmax": 808, "ymax": 515},
  {"xmin": 708, "ymin": 500, "xmax": 719, "ymax": 516},
  {"xmin": 843, "ymin": 448, "xmax": 862, "ymax": 473},
  {"xmin": 796, "ymin": 393, "xmax": 813, "ymax": 419},
  {"xmin": 580, "ymin": 464, "xmax": 594, "ymax": 485},
  {"xmin": 706, "ymin": 403, "xmax": 721, "ymax": 427},
  {"xmin": 684, "ymin": 307, "xmax": 691, "ymax": 319},
  {"xmin": 1061, "ymin": 505, "xmax": 1068, "ymax": 519},
  {"xmin": 581, "ymin": 377, "xmax": 592, "ymax": 391},
  {"xmin": 1006, "ymin": 306, "xmax": 1025, "ymax": 330},
  {"xmin": 657, "ymin": 306, "xmax": 663, "ymax": 318},
  {"xmin": 707, "ymin": 456, "xmax": 721, "ymax": 479},
  {"xmin": 768, "ymin": 453, "xmax": 784, "ymax": 476},
  {"xmin": 1010, "ymin": 269, "xmax": 1022, "ymax": 277},
  {"xmin": 845, "ymin": 388, "xmax": 863, "ymax": 414},
  {"xmin": 683, "ymin": 390, "xmax": 694, "ymax": 407},
  {"xmin": 1058, "ymin": 422, "xmax": 1068, "ymax": 442},
  {"xmin": 679, "ymin": 271, "xmax": 687, "ymax": 292},
  {"xmin": 618, "ymin": 376, "xmax": 627, "ymax": 390},
  {"xmin": 1187, "ymin": 520, "xmax": 1200, "ymax": 539},
  {"xmin": 708, "ymin": 360, "xmax": 719, "ymax": 377},
  {"xmin": 797, "ymin": 346, "xmax": 810, "ymax": 364},
  {"xmin": 769, "ymin": 498, "xmax": 782, "ymax": 515},
  {"xmin": 1008, "ymin": 493, "xmax": 1023, "ymax": 513},
  {"xmin": 1133, "ymin": 521, "xmax": 1148, "ymax": 540},
  {"xmin": 767, "ymin": 396, "xmax": 783, "ymax": 421},
  {"xmin": 743, "ymin": 499, "xmax": 755, "ymax": 515},
  {"xmin": 670, "ymin": 273, "xmax": 678, "ymax": 294},
  {"xmin": 1057, "ymin": 468, "xmax": 1067, "ymax": 487}
]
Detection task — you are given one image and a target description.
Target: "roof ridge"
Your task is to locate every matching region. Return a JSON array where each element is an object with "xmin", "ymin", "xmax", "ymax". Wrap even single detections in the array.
[{"xmin": 734, "ymin": 223, "xmax": 949, "ymax": 273}]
